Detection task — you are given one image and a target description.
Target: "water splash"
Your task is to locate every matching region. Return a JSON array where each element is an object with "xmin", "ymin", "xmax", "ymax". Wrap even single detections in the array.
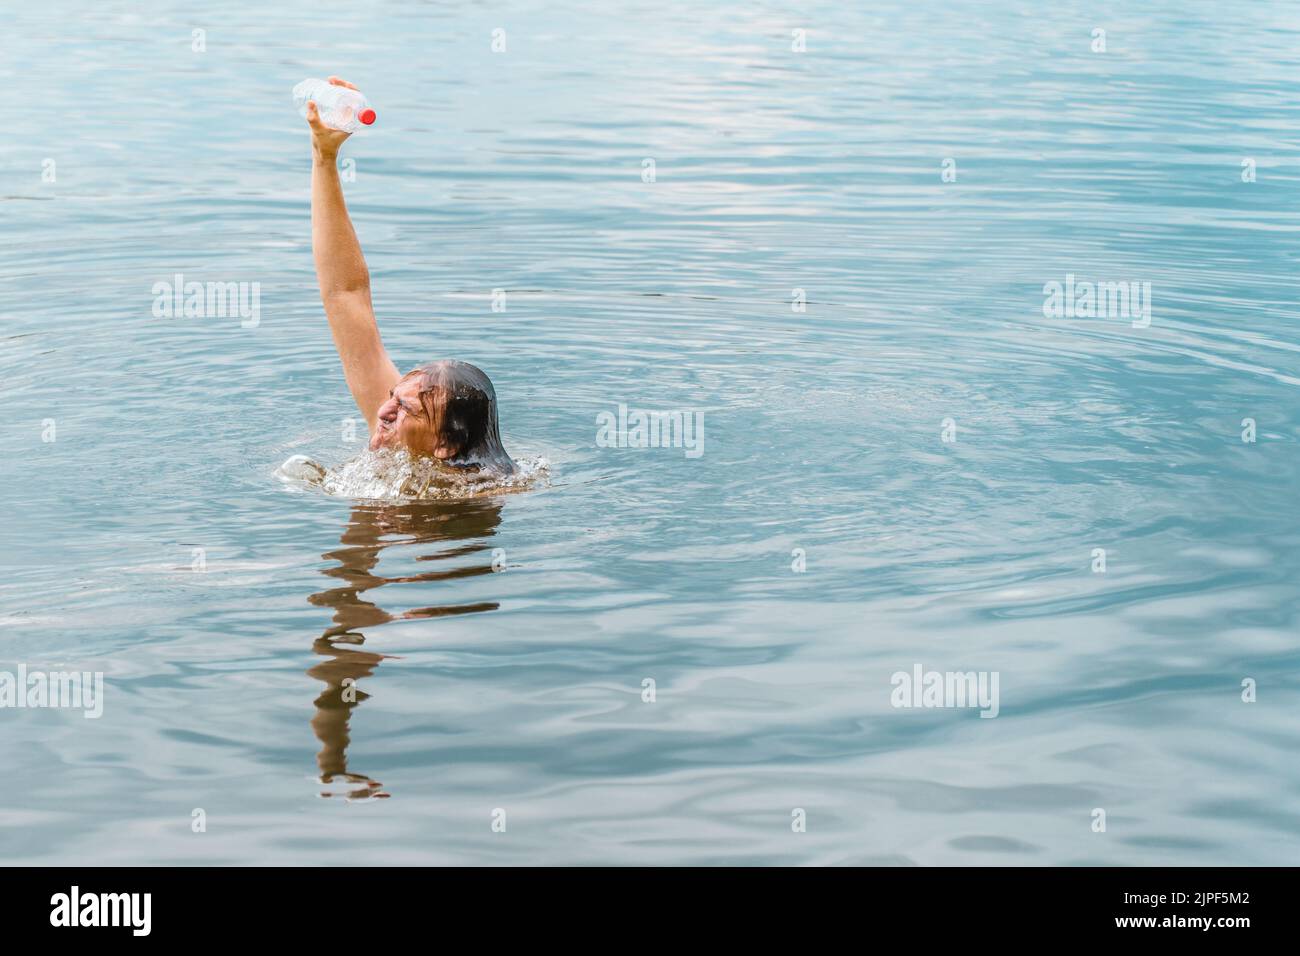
[{"xmin": 276, "ymin": 448, "xmax": 548, "ymax": 500}]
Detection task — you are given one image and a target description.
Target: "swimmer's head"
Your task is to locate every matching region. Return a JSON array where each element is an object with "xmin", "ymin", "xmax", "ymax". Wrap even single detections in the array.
[{"xmin": 369, "ymin": 360, "xmax": 514, "ymax": 473}]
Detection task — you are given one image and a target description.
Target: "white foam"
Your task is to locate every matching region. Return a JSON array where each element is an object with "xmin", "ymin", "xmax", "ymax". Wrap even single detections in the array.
[{"xmin": 276, "ymin": 449, "xmax": 548, "ymax": 501}]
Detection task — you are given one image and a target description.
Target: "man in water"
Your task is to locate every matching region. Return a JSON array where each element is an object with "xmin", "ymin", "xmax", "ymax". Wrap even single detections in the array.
[{"xmin": 307, "ymin": 76, "xmax": 514, "ymax": 474}]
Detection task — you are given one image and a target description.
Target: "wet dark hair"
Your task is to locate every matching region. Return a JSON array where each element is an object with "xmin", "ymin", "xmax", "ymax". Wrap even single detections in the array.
[{"xmin": 408, "ymin": 360, "xmax": 514, "ymax": 474}]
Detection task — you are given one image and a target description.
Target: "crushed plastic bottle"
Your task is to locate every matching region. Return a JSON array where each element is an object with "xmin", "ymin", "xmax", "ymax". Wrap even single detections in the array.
[{"xmin": 293, "ymin": 78, "xmax": 377, "ymax": 133}]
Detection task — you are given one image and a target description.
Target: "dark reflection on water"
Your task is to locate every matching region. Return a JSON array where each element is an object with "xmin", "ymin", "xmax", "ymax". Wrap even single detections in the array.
[{"xmin": 306, "ymin": 499, "xmax": 504, "ymax": 799}]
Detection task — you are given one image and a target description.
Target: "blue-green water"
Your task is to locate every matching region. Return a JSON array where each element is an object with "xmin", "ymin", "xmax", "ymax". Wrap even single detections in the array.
[{"xmin": 2, "ymin": 0, "xmax": 1298, "ymax": 864}]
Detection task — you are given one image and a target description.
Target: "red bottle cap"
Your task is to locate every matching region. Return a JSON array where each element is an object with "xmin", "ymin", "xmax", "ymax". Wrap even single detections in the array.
[{"xmin": 359, "ymin": 108, "xmax": 376, "ymax": 126}]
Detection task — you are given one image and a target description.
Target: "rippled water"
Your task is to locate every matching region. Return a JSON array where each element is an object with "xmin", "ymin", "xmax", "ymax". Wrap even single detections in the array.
[{"xmin": 3, "ymin": 1, "xmax": 1299, "ymax": 864}]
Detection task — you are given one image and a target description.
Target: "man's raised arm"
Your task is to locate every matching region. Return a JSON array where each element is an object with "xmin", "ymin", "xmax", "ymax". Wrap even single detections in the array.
[{"xmin": 308, "ymin": 76, "xmax": 399, "ymax": 431}]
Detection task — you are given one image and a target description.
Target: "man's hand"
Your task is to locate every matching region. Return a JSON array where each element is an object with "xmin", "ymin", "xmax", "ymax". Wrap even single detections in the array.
[{"xmin": 306, "ymin": 75, "xmax": 359, "ymax": 162}]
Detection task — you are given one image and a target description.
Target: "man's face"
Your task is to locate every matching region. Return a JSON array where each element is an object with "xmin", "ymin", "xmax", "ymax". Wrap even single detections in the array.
[{"xmin": 370, "ymin": 375, "xmax": 434, "ymax": 455}]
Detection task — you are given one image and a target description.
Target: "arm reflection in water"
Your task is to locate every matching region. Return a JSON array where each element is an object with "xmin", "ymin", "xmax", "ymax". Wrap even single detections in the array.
[{"xmin": 307, "ymin": 497, "xmax": 504, "ymax": 799}]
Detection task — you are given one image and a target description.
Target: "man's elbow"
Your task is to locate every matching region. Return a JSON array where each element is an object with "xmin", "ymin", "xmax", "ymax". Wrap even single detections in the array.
[{"xmin": 320, "ymin": 281, "xmax": 372, "ymax": 306}]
